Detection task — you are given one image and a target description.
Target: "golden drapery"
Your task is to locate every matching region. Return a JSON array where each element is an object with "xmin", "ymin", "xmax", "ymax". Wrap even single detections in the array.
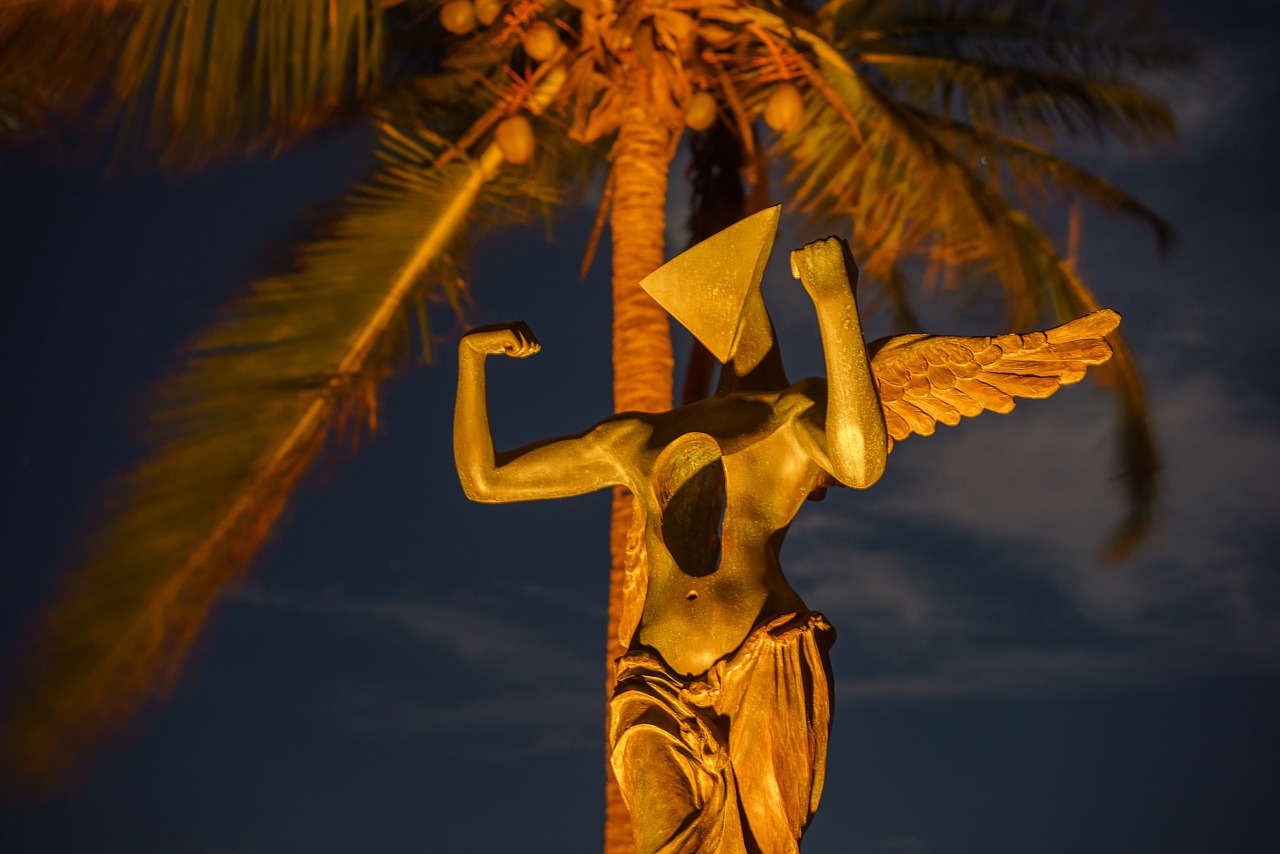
[{"xmin": 608, "ymin": 612, "xmax": 835, "ymax": 854}]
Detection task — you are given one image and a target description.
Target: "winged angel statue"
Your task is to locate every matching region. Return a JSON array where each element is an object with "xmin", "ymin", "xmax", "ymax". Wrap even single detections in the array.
[{"xmin": 453, "ymin": 206, "xmax": 1117, "ymax": 854}]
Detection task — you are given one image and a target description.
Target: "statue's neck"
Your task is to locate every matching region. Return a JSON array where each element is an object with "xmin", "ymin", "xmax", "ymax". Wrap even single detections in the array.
[{"xmin": 716, "ymin": 291, "xmax": 788, "ymax": 395}]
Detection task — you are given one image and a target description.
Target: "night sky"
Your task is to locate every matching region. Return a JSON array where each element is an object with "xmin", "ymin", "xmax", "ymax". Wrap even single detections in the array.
[{"xmin": 3, "ymin": 2, "xmax": 1278, "ymax": 851}]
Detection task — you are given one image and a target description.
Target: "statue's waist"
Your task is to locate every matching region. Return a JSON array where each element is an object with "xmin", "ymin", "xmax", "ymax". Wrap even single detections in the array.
[
  {"xmin": 620, "ymin": 610, "xmax": 834, "ymax": 689},
  {"xmin": 633, "ymin": 582, "xmax": 808, "ymax": 676}
]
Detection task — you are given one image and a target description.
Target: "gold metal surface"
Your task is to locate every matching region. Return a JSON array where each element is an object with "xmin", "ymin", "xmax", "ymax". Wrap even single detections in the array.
[
  {"xmin": 453, "ymin": 214, "xmax": 1118, "ymax": 853},
  {"xmin": 638, "ymin": 205, "xmax": 780, "ymax": 363}
]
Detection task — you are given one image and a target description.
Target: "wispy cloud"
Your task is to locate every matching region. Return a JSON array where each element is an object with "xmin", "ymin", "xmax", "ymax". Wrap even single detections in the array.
[
  {"xmin": 337, "ymin": 685, "xmax": 602, "ymax": 757},
  {"xmin": 346, "ymin": 599, "xmax": 596, "ymax": 685},
  {"xmin": 840, "ymin": 643, "xmax": 1204, "ymax": 701},
  {"xmin": 239, "ymin": 587, "xmax": 603, "ymax": 754},
  {"xmin": 785, "ymin": 352, "xmax": 1280, "ymax": 701}
]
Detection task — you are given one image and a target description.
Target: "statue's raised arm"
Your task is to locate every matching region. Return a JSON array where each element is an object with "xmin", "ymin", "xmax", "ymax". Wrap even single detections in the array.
[
  {"xmin": 789, "ymin": 237, "xmax": 889, "ymax": 489},
  {"xmin": 453, "ymin": 321, "xmax": 632, "ymax": 503}
]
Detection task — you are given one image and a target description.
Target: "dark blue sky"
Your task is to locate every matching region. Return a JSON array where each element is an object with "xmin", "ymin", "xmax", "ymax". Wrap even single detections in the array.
[{"xmin": 3, "ymin": 2, "xmax": 1279, "ymax": 851}]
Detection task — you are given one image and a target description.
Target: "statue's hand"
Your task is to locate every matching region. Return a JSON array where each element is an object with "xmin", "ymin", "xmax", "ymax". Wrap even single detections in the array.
[
  {"xmin": 789, "ymin": 236, "xmax": 859, "ymax": 300},
  {"xmin": 462, "ymin": 322, "xmax": 541, "ymax": 358}
]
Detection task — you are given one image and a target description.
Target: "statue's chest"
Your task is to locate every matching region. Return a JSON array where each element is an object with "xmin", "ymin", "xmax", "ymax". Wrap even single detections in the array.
[{"xmin": 637, "ymin": 427, "xmax": 814, "ymax": 579}]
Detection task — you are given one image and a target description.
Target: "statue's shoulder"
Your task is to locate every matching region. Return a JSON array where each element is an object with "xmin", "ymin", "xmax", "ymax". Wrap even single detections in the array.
[
  {"xmin": 769, "ymin": 379, "xmax": 829, "ymax": 444},
  {"xmin": 780, "ymin": 377, "xmax": 827, "ymax": 411},
  {"xmin": 588, "ymin": 410, "xmax": 659, "ymax": 451}
]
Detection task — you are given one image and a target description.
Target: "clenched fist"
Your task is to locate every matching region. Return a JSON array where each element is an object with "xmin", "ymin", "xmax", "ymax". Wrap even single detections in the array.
[
  {"xmin": 461, "ymin": 322, "xmax": 541, "ymax": 358},
  {"xmin": 790, "ymin": 236, "xmax": 859, "ymax": 301}
]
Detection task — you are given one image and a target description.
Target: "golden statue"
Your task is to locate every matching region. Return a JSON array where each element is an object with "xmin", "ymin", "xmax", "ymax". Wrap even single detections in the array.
[{"xmin": 453, "ymin": 207, "xmax": 1118, "ymax": 854}]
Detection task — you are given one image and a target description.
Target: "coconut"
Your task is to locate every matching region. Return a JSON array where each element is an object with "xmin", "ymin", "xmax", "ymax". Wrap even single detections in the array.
[
  {"xmin": 523, "ymin": 21, "xmax": 560, "ymax": 61},
  {"xmin": 764, "ymin": 83, "xmax": 804, "ymax": 133},
  {"xmin": 474, "ymin": 0, "xmax": 502, "ymax": 26},
  {"xmin": 495, "ymin": 115, "xmax": 535, "ymax": 164},
  {"xmin": 440, "ymin": 0, "xmax": 476, "ymax": 34},
  {"xmin": 685, "ymin": 91, "xmax": 717, "ymax": 132}
]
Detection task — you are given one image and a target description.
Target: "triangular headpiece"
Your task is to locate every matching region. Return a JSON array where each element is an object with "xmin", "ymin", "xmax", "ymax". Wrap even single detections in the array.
[{"xmin": 640, "ymin": 205, "xmax": 780, "ymax": 363}]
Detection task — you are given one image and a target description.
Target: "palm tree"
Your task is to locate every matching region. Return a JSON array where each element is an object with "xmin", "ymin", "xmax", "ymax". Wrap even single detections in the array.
[{"xmin": 1, "ymin": 0, "xmax": 1190, "ymax": 849}]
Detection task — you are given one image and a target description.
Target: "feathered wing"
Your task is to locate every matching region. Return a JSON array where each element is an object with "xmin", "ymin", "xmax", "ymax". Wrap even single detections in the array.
[
  {"xmin": 745, "ymin": 1, "xmax": 1182, "ymax": 553},
  {"xmin": 871, "ymin": 309, "xmax": 1120, "ymax": 451}
]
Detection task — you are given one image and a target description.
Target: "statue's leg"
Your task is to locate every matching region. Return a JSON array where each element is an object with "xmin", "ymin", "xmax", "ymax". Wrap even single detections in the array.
[
  {"xmin": 719, "ymin": 613, "xmax": 836, "ymax": 854},
  {"xmin": 609, "ymin": 664, "xmax": 746, "ymax": 854},
  {"xmin": 611, "ymin": 723, "xmax": 716, "ymax": 854}
]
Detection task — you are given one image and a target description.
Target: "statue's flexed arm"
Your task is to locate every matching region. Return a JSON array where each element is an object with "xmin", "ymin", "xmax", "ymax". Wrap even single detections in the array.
[
  {"xmin": 453, "ymin": 322, "xmax": 630, "ymax": 503},
  {"xmin": 790, "ymin": 238, "xmax": 888, "ymax": 489}
]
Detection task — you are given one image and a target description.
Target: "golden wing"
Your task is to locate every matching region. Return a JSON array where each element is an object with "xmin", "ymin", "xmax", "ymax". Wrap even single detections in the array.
[{"xmin": 871, "ymin": 309, "xmax": 1120, "ymax": 451}]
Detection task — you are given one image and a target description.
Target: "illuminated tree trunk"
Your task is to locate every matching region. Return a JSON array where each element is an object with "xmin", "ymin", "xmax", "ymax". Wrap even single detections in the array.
[
  {"xmin": 682, "ymin": 117, "xmax": 750, "ymax": 404},
  {"xmin": 603, "ymin": 91, "xmax": 675, "ymax": 854}
]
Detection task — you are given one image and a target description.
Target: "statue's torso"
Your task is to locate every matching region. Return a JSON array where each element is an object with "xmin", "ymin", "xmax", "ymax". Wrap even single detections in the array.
[{"xmin": 617, "ymin": 382, "xmax": 829, "ymax": 675}]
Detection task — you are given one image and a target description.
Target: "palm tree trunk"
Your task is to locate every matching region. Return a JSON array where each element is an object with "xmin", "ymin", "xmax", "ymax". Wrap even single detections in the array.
[
  {"xmin": 682, "ymin": 117, "xmax": 749, "ymax": 404},
  {"xmin": 603, "ymin": 93, "xmax": 675, "ymax": 854}
]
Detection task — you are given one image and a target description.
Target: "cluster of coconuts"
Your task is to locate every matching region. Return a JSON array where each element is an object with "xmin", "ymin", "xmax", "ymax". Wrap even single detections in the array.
[
  {"xmin": 439, "ymin": 0, "xmax": 502, "ymax": 33},
  {"xmin": 685, "ymin": 82, "xmax": 804, "ymax": 134},
  {"xmin": 446, "ymin": 0, "xmax": 805, "ymax": 162},
  {"xmin": 439, "ymin": 0, "xmax": 561, "ymax": 61},
  {"xmin": 500, "ymin": 77, "xmax": 805, "ymax": 163},
  {"xmin": 441, "ymin": 3, "xmax": 564, "ymax": 164}
]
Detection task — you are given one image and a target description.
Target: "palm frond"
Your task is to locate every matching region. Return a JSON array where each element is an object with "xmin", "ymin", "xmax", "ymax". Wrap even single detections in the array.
[
  {"xmin": 114, "ymin": 0, "xmax": 387, "ymax": 164},
  {"xmin": 778, "ymin": 44, "xmax": 1002, "ymax": 299},
  {"xmin": 772, "ymin": 23, "xmax": 1159, "ymax": 317},
  {"xmin": 1, "ymin": 0, "xmax": 392, "ymax": 165},
  {"xmin": 1, "ymin": 110, "xmax": 575, "ymax": 786},
  {"xmin": 812, "ymin": 1, "xmax": 1191, "ymax": 151},
  {"xmin": 985, "ymin": 210, "xmax": 1158, "ymax": 561},
  {"xmin": 860, "ymin": 53, "xmax": 1178, "ymax": 148},
  {"xmin": 1040, "ymin": 230, "xmax": 1158, "ymax": 561},
  {"xmin": 765, "ymin": 20, "xmax": 1158, "ymax": 554},
  {"xmin": 0, "ymin": 1, "xmax": 132, "ymax": 146},
  {"xmin": 907, "ymin": 108, "xmax": 1176, "ymax": 251},
  {"xmin": 824, "ymin": 0, "xmax": 1194, "ymax": 76}
]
